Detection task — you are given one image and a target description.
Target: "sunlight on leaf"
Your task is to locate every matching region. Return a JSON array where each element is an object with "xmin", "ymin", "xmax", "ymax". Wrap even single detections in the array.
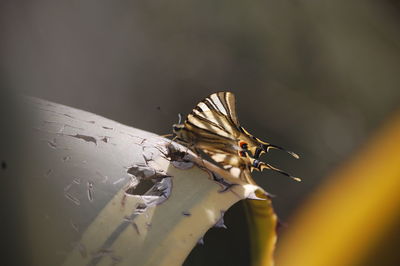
[{"xmin": 245, "ymin": 190, "xmax": 278, "ymax": 266}]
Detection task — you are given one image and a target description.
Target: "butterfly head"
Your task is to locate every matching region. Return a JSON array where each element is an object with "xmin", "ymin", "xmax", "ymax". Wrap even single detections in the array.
[{"xmin": 172, "ymin": 123, "xmax": 184, "ymax": 135}]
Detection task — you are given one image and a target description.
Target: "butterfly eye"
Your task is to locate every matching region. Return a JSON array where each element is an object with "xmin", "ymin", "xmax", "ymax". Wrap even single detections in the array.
[
  {"xmin": 173, "ymin": 124, "xmax": 183, "ymax": 132},
  {"xmin": 239, "ymin": 151, "xmax": 246, "ymax": 157},
  {"xmin": 239, "ymin": 141, "xmax": 248, "ymax": 150}
]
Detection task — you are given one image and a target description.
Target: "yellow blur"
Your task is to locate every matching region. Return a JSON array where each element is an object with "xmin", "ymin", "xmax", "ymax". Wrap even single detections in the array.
[{"xmin": 275, "ymin": 113, "xmax": 400, "ymax": 266}]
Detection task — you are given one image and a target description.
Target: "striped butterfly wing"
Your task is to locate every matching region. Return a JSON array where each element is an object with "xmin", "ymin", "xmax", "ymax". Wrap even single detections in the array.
[
  {"xmin": 204, "ymin": 148, "xmax": 301, "ymax": 183},
  {"xmin": 173, "ymin": 91, "xmax": 300, "ymax": 183},
  {"xmin": 187, "ymin": 91, "xmax": 299, "ymax": 160},
  {"xmin": 184, "ymin": 92, "xmax": 272, "ymax": 159},
  {"xmin": 181, "ymin": 92, "xmax": 264, "ymax": 174},
  {"xmin": 203, "ymin": 149, "xmax": 257, "ymax": 185},
  {"xmin": 181, "ymin": 92, "xmax": 247, "ymax": 157},
  {"xmin": 185, "ymin": 92, "xmax": 241, "ymax": 138}
]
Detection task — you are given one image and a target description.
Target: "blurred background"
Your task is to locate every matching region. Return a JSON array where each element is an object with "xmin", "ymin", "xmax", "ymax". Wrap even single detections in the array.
[{"xmin": 1, "ymin": 0, "xmax": 400, "ymax": 265}]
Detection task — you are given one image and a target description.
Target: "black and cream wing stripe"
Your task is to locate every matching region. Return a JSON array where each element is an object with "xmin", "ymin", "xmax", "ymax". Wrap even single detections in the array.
[
  {"xmin": 186, "ymin": 92, "xmax": 241, "ymax": 138},
  {"xmin": 202, "ymin": 149, "xmax": 257, "ymax": 185},
  {"xmin": 205, "ymin": 92, "xmax": 239, "ymax": 127}
]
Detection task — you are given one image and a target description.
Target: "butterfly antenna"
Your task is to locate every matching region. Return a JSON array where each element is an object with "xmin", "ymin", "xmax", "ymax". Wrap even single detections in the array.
[
  {"xmin": 178, "ymin": 113, "xmax": 182, "ymax": 124},
  {"xmin": 264, "ymin": 144, "xmax": 300, "ymax": 159},
  {"xmin": 257, "ymin": 160, "xmax": 301, "ymax": 182}
]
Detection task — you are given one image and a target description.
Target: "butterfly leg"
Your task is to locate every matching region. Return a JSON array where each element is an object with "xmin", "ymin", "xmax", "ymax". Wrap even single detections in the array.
[
  {"xmin": 159, "ymin": 133, "xmax": 174, "ymax": 138},
  {"xmin": 209, "ymin": 171, "xmax": 238, "ymax": 192}
]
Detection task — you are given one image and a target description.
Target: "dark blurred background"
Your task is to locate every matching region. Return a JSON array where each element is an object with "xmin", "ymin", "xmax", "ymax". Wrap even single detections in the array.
[{"xmin": 1, "ymin": 1, "xmax": 400, "ymax": 265}]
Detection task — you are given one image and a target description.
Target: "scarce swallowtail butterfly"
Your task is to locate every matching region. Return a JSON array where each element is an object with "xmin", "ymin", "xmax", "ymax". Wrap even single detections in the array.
[{"xmin": 172, "ymin": 91, "xmax": 300, "ymax": 185}]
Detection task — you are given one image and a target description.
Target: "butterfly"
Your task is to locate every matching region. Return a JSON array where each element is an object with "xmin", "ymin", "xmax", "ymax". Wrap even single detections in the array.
[{"xmin": 172, "ymin": 92, "xmax": 300, "ymax": 184}]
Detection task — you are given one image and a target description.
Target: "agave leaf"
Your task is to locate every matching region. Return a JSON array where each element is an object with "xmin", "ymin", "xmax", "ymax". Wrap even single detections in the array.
[
  {"xmin": 244, "ymin": 191, "xmax": 278, "ymax": 266},
  {"xmin": 14, "ymin": 96, "xmax": 270, "ymax": 266}
]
